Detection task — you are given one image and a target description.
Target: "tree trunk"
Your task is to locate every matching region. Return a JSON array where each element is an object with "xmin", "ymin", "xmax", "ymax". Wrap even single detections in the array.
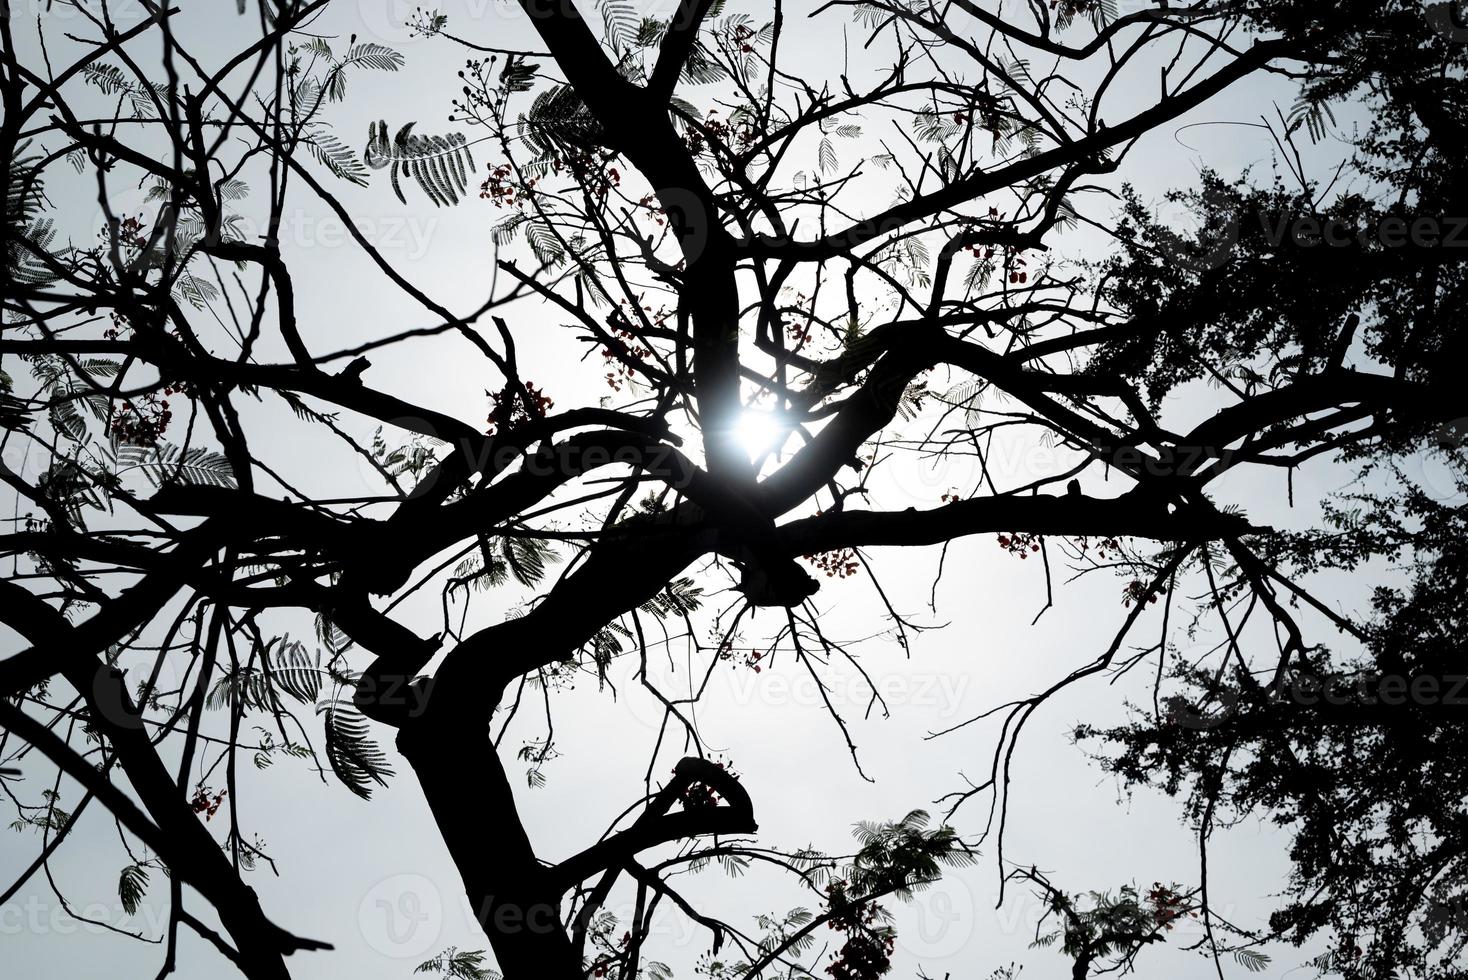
[{"xmin": 399, "ymin": 709, "xmax": 581, "ymax": 980}]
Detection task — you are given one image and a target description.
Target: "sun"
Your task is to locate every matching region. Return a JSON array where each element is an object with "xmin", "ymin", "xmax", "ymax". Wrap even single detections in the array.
[{"xmin": 733, "ymin": 410, "xmax": 789, "ymax": 461}]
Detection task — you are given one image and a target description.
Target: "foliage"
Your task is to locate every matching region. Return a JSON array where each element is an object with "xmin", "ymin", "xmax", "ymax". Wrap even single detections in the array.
[
  {"xmin": 364, "ymin": 121, "xmax": 477, "ymax": 206},
  {"xmin": 417, "ymin": 947, "xmax": 500, "ymax": 980}
]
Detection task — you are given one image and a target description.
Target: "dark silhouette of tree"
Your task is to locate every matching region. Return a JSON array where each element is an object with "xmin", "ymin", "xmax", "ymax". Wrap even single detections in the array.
[{"xmin": 2, "ymin": 1, "xmax": 1465, "ymax": 979}]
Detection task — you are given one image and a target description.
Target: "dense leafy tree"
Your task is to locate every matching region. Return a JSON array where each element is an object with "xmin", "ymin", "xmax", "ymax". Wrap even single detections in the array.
[{"xmin": 2, "ymin": 1, "xmax": 1465, "ymax": 979}]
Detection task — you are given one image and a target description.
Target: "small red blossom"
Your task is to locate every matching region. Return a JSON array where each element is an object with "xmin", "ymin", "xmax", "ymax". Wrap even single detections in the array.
[
  {"xmin": 996, "ymin": 531, "xmax": 1042, "ymax": 558},
  {"xmin": 803, "ymin": 548, "xmax": 860, "ymax": 578},
  {"xmin": 1122, "ymin": 578, "xmax": 1166, "ymax": 607},
  {"xmin": 485, "ymin": 382, "xmax": 554, "ymax": 435},
  {"xmin": 190, "ymin": 786, "xmax": 227, "ymax": 820}
]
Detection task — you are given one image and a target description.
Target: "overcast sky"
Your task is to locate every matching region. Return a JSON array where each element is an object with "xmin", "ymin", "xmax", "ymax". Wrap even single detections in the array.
[{"xmin": 0, "ymin": 2, "xmax": 1422, "ymax": 979}]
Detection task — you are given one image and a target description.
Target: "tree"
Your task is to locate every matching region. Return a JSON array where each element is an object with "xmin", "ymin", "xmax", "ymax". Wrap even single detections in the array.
[{"xmin": 2, "ymin": 1, "xmax": 1465, "ymax": 979}]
